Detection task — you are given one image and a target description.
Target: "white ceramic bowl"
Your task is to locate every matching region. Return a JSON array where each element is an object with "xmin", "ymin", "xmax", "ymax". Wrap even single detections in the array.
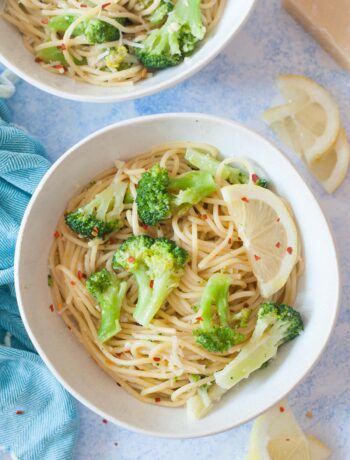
[
  {"xmin": 15, "ymin": 113, "xmax": 340, "ymax": 438},
  {"xmin": 0, "ymin": 0, "xmax": 256, "ymax": 103}
]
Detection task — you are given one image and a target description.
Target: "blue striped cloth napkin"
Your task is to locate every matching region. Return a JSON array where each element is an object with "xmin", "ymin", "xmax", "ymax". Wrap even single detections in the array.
[{"xmin": 0, "ymin": 72, "xmax": 78, "ymax": 460}]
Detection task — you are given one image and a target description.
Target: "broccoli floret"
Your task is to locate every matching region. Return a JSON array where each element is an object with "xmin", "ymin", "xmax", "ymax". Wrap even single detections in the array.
[
  {"xmin": 149, "ymin": 0, "xmax": 174, "ymax": 24},
  {"xmin": 65, "ymin": 178, "xmax": 127, "ymax": 239},
  {"xmin": 185, "ymin": 148, "xmax": 269, "ymax": 188},
  {"xmin": 86, "ymin": 268, "xmax": 127, "ymax": 342},
  {"xmin": 232, "ymin": 307, "xmax": 251, "ymax": 328},
  {"xmin": 135, "ymin": 0, "xmax": 205, "ymax": 69},
  {"xmin": 84, "ymin": 19, "xmax": 119, "ymax": 44},
  {"xmin": 193, "ymin": 273, "xmax": 245, "ymax": 353},
  {"xmin": 112, "ymin": 235, "xmax": 188, "ymax": 326},
  {"xmin": 255, "ymin": 177, "xmax": 269, "ymax": 188},
  {"xmin": 136, "ymin": 164, "xmax": 216, "ymax": 226},
  {"xmin": 214, "ymin": 302, "xmax": 303, "ymax": 390},
  {"xmin": 48, "ymin": 15, "xmax": 123, "ymax": 43},
  {"xmin": 105, "ymin": 46, "xmax": 129, "ymax": 70}
]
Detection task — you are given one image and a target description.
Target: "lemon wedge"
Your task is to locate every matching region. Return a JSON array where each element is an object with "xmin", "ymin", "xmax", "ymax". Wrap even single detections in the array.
[
  {"xmin": 263, "ymin": 75, "xmax": 340, "ymax": 164},
  {"xmin": 307, "ymin": 435, "xmax": 331, "ymax": 460},
  {"xmin": 310, "ymin": 128, "xmax": 350, "ymax": 193},
  {"xmin": 221, "ymin": 184, "xmax": 298, "ymax": 298},
  {"xmin": 246, "ymin": 401, "xmax": 331, "ymax": 460},
  {"xmin": 246, "ymin": 399, "xmax": 307, "ymax": 460}
]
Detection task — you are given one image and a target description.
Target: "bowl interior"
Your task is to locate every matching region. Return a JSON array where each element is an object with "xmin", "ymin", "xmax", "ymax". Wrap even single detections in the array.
[
  {"xmin": 15, "ymin": 114, "xmax": 339, "ymax": 437},
  {"xmin": 0, "ymin": 0, "xmax": 255, "ymax": 102}
]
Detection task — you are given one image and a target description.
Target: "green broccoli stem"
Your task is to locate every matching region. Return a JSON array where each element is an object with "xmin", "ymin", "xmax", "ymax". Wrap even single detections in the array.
[
  {"xmin": 185, "ymin": 148, "xmax": 247, "ymax": 185},
  {"xmin": 200, "ymin": 273, "xmax": 231, "ymax": 330},
  {"xmin": 187, "ymin": 383, "xmax": 227, "ymax": 419},
  {"xmin": 169, "ymin": 171, "xmax": 217, "ymax": 208},
  {"xmin": 133, "ymin": 272, "xmax": 172, "ymax": 326},
  {"xmin": 37, "ymin": 47, "xmax": 67, "ymax": 65},
  {"xmin": 214, "ymin": 303, "xmax": 303, "ymax": 389},
  {"xmin": 133, "ymin": 270, "xmax": 153, "ymax": 324},
  {"xmin": 124, "ymin": 188, "xmax": 134, "ymax": 204},
  {"xmin": 36, "ymin": 47, "xmax": 87, "ymax": 65},
  {"xmin": 48, "ymin": 15, "xmax": 85, "ymax": 36},
  {"xmin": 98, "ymin": 281, "xmax": 127, "ymax": 342},
  {"xmin": 214, "ymin": 325, "xmax": 287, "ymax": 389},
  {"xmin": 193, "ymin": 273, "xmax": 245, "ymax": 353}
]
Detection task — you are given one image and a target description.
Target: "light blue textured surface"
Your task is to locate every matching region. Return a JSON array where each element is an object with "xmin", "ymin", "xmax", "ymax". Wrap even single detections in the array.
[
  {"xmin": 2, "ymin": 0, "xmax": 350, "ymax": 458},
  {"xmin": 0, "ymin": 98, "xmax": 78, "ymax": 460}
]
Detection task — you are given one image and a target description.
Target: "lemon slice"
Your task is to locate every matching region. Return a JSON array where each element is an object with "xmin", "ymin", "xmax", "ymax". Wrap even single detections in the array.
[
  {"xmin": 310, "ymin": 128, "xmax": 350, "ymax": 193},
  {"xmin": 246, "ymin": 400, "xmax": 309, "ymax": 460},
  {"xmin": 245, "ymin": 401, "xmax": 331, "ymax": 460},
  {"xmin": 307, "ymin": 435, "xmax": 331, "ymax": 460},
  {"xmin": 221, "ymin": 184, "xmax": 298, "ymax": 298},
  {"xmin": 263, "ymin": 75, "xmax": 340, "ymax": 164}
]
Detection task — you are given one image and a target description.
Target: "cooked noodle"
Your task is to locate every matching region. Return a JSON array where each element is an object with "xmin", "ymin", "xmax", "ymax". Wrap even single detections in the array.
[
  {"xmin": 1, "ymin": 0, "xmax": 224, "ymax": 86},
  {"xmin": 48, "ymin": 142, "xmax": 301, "ymax": 407}
]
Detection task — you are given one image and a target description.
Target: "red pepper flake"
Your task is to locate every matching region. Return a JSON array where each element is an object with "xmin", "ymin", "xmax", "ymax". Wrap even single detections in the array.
[
  {"xmin": 287, "ymin": 247, "xmax": 293, "ymax": 255},
  {"xmin": 277, "ymin": 218, "xmax": 280, "ymax": 222},
  {"xmin": 77, "ymin": 270, "xmax": 84, "ymax": 280},
  {"xmin": 149, "ymin": 280, "xmax": 154, "ymax": 288},
  {"xmin": 53, "ymin": 64, "xmax": 65, "ymax": 70},
  {"xmin": 102, "ymin": 419, "xmax": 108, "ymax": 424},
  {"xmin": 109, "ymin": 237, "xmax": 114, "ymax": 244},
  {"xmin": 128, "ymin": 256, "xmax": 135, "ymax": 263},
  {"xmin": 201, "ymin": 214, "xmax": 208, "ymax": 220},
  {"xmin": 153, "ymin": 357, "xmax": 161, "ymax": 362},
  {"xmin": 155, "ymin": 397, "xmax": 161, "ymax": 403},
  {"xmin": 41, "ymin": 17, "xmax": 49, "ymax": 24},
  {"xmin": 141, "ymin": 223, "xmax": 148, "ymax": 230},
  {"xmin": 53, "ymin": 230, "xmax": 60, "ymax": 238},
  {"xmin": 252, "ymin": 173, "xmax": 259, "ymax": 183},
  {"xmin": 67, "ymin": 325, "xmax": 72, "ymax": 330},
  {"xmin": 279, "ymin": 406, "xmax": 285, "ymax": 413},
  {"xmin": 57, "ymin": 44, "xmax": 66, "ymax": 50},
  {"xmin": 70, "ymin": 280, "xmax": 76, "ymax": 286},
  {"xmin": 16, "ymin": 410, "xmax": 24, "ymax": 415},
  {"xmin": 228, "ymin": 238, "xmax": 232, "ymax": 245},
  {"xmin": 101, "ymin": 2, "xmax": 111, "ymax": 8},
  {"xmin": 49, "ymin": 304, "xmax": 54, "ymax": 312},
  {"xmin": 196, "ymin": 316, "xmax": 203, "ymax": 322},
  {"xmin": 80, "ymin": 3, "xmax": 88, "ymax": 6},
  {"xmin": 241, "ymin": 197, "xmax": 249, "ymax": 203},
  {"xmin": 305, "ymin": 410, "xmax": 313, "ymax": 419},
  {"xmin": 275, "ymin": 241, "xmax": 281, "ymax": 248},
  {"xmin": 254, "ymin": 254, "xmax": 261, "ymax": 261},
  {"xmin": 35, "ymin": 57, "xmax": 43, "ymax": 63}
]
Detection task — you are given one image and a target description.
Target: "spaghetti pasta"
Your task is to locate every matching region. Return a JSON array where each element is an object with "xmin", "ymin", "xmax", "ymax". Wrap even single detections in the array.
[
  {"xmin": 1, "ymin": 0, "xmax": 224, "ymax": 86},
  {"xmin": 48, "ymin": 142, "xmax": 301, "ymax": 408}
]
